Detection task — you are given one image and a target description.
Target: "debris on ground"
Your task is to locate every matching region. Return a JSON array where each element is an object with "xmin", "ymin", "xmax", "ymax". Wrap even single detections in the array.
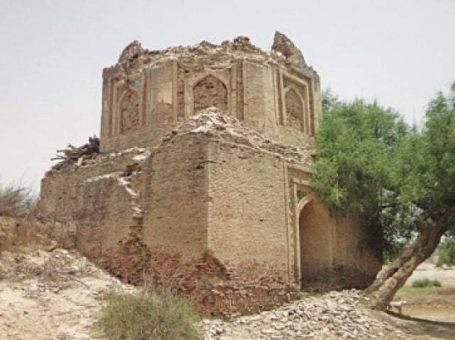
[
  {"xmin": 202, "ymin": 290, "xmax": 411, "ymax": 339},
  {"xmin": 1, "ymin": 246, "xmax": 453, "ymax": 339}
]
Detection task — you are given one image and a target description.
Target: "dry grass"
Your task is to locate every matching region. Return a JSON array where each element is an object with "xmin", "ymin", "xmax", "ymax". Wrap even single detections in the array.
[
  {"xmin": 0, "ymin": 183, "xmax": 35, "ymax": 217},
  {"xmin": 99, "ymin": 288, "xmax": 202, "ymax": 340}
]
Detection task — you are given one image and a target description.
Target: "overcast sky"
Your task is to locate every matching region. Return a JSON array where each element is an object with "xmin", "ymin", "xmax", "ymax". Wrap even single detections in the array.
[{"xmin": 1, "ymin": 0, "xmax": 454, "ymax": 192}]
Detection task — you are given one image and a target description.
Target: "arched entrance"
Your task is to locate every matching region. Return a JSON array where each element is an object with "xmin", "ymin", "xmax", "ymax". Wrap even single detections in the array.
[{"xmin": 298, "ymin": 199, "xmax": 334, "ymax": 286}]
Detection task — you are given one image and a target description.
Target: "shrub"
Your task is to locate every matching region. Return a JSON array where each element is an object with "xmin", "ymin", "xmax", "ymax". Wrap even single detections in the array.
[
  {"xmin": 436, "ymin": 239, "xmax": 455, "ymax": 267},
  {"xmin": 0, "ymin": 183, "xmax": 34, "ymax": 217},
  {"xmin": 99, "ymin": 289, "xmax": 202, "ymax": 340},
  {"xmin": 411, "ymin": 278, "xmax": 442, "ymax": 288}
]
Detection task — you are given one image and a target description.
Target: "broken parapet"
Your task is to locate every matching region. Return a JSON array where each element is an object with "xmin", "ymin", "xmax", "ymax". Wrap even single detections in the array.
[{"xmin": 100, "ymin": 32, "xmax": 322, "ymax": 153}]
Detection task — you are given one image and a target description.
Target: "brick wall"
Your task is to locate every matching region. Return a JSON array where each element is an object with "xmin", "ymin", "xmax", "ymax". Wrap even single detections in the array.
[
  {"xmin": 141, "ymin": 134, "xmax": 210, "ymax": 259},
  {"xmin": 100, "ymin": 39, "xmax": 321, "ymax": 153},
  {"xmin": 206, "ymin": 139, "xmax": 289, "ymax": 277},
  {"xmin": 39, "ymin": 124, "xmax": 381, "ymax": 314}
]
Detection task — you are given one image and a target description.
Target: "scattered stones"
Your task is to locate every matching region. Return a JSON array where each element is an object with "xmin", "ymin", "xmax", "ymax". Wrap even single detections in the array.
[{"xmin": 202, "ymin": 290, "xmax": 410, "ymax": 339}]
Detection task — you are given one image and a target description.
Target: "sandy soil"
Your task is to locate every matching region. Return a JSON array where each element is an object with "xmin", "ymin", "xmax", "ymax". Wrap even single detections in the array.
[
  {"xmin": 0, "ymin": 248, "xmax": 135, "ymax": 340},
  {"xmin": 1, "ymin": 247, "xmax": 454, "ymax": 339}
]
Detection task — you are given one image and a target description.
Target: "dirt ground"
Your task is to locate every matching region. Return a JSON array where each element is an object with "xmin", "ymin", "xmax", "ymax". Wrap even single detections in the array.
[
  {"xmin": 1, "ymin": 246, "xmax": 455, "ymax": 339},
  {"xmin": 0, "ymin": 247, "xmax": 136, "ymax": 340},
  {"xmin": 395, "ymin": 262, "xmax": 455, "ymax": 323},
  {"xmin": 374, "ymin": 261, "xmax": 455, "ymax": 339}
]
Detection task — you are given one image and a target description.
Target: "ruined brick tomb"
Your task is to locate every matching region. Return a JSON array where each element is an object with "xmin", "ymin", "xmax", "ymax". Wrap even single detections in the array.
[{"xmin": 38, "ymin": 32, "xmax": 382, "ymax": 315}]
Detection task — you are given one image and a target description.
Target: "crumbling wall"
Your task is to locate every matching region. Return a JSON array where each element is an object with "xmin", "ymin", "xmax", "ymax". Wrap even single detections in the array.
[
  {"xmin": 100, "ymin": 34, "xmax": 321, "ymax": 153},
  {"xmin": 40, "ymin": 134, "xmax": 212, "ymax": 263},
  {"xmin": 39, "ymin": 109, "xmax": 381, "ymax": 315},
  {"xmin": 38, "ymin": 149, "xmax": 150, "ymax": 259}
]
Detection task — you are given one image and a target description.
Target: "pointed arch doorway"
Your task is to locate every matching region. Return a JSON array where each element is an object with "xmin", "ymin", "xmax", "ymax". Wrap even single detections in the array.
[{"xmin": 297, "ymin": 197, "xmax": 334, "ymax": 287}]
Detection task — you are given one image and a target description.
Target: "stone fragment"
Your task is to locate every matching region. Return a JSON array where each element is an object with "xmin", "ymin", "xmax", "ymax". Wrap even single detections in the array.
[
  {"xmin": 271, "ymin": 31, "xmax": 306, "ymax": 68},
  {"xmin": 118, "ymin": 40, "xmax": 144, "ymax": 62}
]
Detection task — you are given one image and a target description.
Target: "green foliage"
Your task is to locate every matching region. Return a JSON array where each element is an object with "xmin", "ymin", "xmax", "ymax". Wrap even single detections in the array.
[
  {"xmin": 411, "ymin": 278, "xmax": 442, "ymax": 288},
  {"xmin": 0, "ymin": 182, "xmax": 35, "ymax": 217},
  {"xmin": 313, "ymin": 96, "xmax": 407, "ymax": 216},
  {"xmin": 314, "ymin": 94, "xmax": 410, "ymax": 256},
  {"xmin": 436, "ymin": 238, "xmax": 455, "ymax": 267},
  {"xmin": 314, "ymin": 85, "xmax": 455, "ymax": 260},
  {"xmin": 416, "ymin": 90, "xmax": 455, "ymax": 214},
  {"xmin": 99, "ymin": 289, "xmax": 202, "ymax": 340}
]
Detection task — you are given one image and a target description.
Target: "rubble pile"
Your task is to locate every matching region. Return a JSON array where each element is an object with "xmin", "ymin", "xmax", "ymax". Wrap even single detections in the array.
[
  {"xmin": 202, "ymin": 290, "xmax": 409, "ymax": 339},
  {"xmin": 166, "ymin": 107, "xmax": 315, "ymax": 164}
]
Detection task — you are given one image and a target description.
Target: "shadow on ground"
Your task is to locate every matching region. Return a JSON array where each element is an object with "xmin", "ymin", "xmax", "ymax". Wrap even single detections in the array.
[{"xmin": 384, "ymin": 311, "xmax": 455, "ymax": 339}]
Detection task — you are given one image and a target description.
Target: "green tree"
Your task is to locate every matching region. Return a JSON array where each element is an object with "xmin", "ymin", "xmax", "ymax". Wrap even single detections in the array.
[{"xmin": 313, "ymin": 84, "xmax": 455, "ymax": 310}]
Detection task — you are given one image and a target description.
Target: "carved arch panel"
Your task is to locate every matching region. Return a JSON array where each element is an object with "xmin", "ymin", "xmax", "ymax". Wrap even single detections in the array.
[
  {"xmin": 119, "ymin": 90, "xmax": 140, "ymax": 134},
  {"xmin": 193, "ymin": 75, "xmax": 228, "ymax": 113},
  {"xmin": 285, "ymin": 87, "xmax": 304, "ymax": 130},
  {"xmin": 284, "ymin": 85, "xmax": 305, "ymax": 132}
]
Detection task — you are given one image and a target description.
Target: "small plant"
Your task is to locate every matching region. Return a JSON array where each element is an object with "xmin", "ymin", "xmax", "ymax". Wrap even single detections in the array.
[
  {"xmin": 99, "ymin": 288, "xmax": 202, "ymax": 340},
  {"xmin": 411, "ymin": 278, "xmax": 442, "ymax": 288},
  {"xmin": 0, "ymin": 182, "xmax": 35, "ymax": 217}
]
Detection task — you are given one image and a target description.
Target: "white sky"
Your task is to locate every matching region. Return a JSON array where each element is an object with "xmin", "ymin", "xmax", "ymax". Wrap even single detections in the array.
[{"xmin": 1, "ymin": 0, "xmax": 454, "ymax": 192}]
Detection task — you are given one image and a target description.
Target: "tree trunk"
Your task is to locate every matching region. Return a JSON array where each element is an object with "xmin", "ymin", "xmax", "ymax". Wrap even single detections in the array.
[{"xmin": 366, "ymin": 219, "xmax": 449, "ymax": 311}]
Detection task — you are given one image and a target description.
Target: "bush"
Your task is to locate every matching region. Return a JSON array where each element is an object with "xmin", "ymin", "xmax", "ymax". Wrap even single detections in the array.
[
  {"xmin": 99, "ymin": 289, "xmax": 202, "ymax": 340},
  {"xmin": 437, "ymin": 239, "xmax": 455, "ymax": 267},
  {"xmin": 0, "ymin": 183, "xmax": 34, "ymax": 217},
  {"xmin": 411, "ymin": 278, "xmax": 442, "ymax": 288}
]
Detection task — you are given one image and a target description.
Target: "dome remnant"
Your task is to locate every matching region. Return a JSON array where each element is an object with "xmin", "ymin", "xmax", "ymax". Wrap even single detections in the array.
[{"xmin": 100, "ymin": 33, "xmax": 322, "ymax": 153}]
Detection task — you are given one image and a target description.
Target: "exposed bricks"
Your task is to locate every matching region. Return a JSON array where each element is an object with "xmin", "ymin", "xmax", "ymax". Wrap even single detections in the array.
[{"xmin": 39, "ymin": 108, "xmax": 381, "ymax": 316}]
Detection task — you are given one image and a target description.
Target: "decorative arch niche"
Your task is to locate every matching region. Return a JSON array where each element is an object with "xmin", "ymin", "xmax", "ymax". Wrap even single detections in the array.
[
  {"xmin": 119, "ymin": 90, "xmax": 140, "ymax": 134},
  {"xmin": 192, "ymin": 75, "xmax": 228, "ymax": 113},
  {"xmin": 284, "ymin": 86, "xmax": 305, "ymax": 131}
]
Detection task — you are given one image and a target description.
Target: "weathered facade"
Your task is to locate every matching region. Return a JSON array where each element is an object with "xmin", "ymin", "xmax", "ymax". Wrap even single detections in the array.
[{"xmin": 38, "ymin": 32, "xmax": 381, "ymax": 314}]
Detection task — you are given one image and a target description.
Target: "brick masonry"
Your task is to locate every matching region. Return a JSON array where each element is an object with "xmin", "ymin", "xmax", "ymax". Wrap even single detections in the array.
[{"xmin": 38, "ymin": 33, "xmax": 382, "ymax": 315}]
